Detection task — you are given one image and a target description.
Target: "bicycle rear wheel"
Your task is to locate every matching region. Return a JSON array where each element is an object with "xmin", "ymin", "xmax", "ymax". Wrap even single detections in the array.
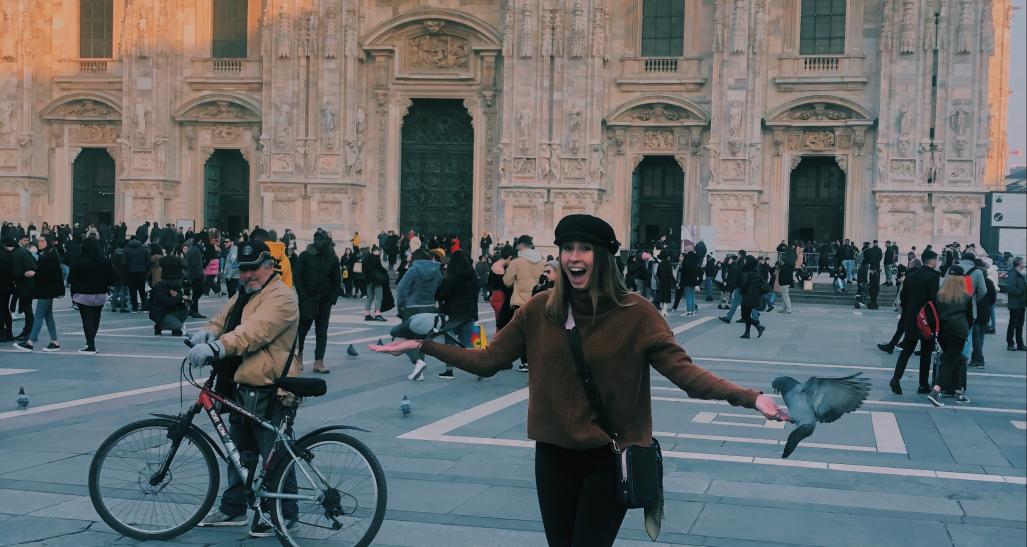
[
  {"xmin": 269, "ymin": 431, "xmax": 387, "ymax": 546},
  {"xmin": 88, "ymin": 418, "xmax": 220, "ymax": 540}
]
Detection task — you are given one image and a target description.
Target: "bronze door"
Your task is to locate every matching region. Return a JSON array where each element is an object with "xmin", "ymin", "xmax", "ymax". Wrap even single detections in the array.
[
  {"xmin": 72, "ymin": 148, "xmax": 116, "ymax": 227},
  {"xmin": 204, "ymin": 149, "xmax": 249, "ymax": 238},
  {"xmin": 631, "ymin": 155, "xmax": 684, "ymax": 253},
  {"xmin": 788, "ymin": 156, "xmax": 845, "ymax": 243},
  {"xmin": 400, "ymin": 99, "xmax": 474, "ymax": 245}
]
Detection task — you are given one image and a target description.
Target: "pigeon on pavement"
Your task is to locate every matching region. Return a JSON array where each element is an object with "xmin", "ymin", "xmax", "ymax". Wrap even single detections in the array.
[
  {"xmin": 17, "ymin": 387, "xmax": 29, "ymax": 410},
  {"xmin": 772, "ymin": 373, "xmax": 871, "ymax": 458},
  {"xmin": 347, "ymin": 344, "xmax": 359, "ymax": 359},
  {"xmin": 400, "ymin": 395, "xmax": 412, "ymax": 416}
]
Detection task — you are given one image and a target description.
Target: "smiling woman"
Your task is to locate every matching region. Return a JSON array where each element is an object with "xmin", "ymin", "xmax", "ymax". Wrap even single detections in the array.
[{"xmin": 372, "ymin": 213, "xmax": 787, "ymax": 547}]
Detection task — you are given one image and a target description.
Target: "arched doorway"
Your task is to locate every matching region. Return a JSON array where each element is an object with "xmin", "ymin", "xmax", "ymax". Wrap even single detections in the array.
[
  {"xmin": 72, "ymin": 148, "xmax": 116, "ymax": 227},
  {"xmin": 204, "ymin": 149, "xmax": 249, "ymax": 237},
  {"xmin": 400, "ymin": 98, "xmax": 474, "ymax": 245},
  {"xmin": 631, "ymin": 155, "xmax": 684, "ymax": 253},
  {"xmin": 788, "ymin": 156, "xmax": 845, "ymax": 243}
]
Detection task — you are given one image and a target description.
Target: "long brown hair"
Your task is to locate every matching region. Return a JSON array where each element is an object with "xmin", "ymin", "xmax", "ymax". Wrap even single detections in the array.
[
  {"xmin": 936, "ymin": 274, "xmax": 969, "ymax": 305},
  {"xmin": 544, "ymin": 244, "xmax": 634, "ymax": 325}
]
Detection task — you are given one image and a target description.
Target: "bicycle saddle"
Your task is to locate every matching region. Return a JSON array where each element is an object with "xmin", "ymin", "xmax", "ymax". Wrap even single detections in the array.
[{"xmin": 276, "ymin": 376, "xmax": 327, "ymax": 397}]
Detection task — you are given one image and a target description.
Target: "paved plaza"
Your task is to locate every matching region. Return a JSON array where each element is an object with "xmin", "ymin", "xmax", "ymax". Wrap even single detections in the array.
[{"xmin": 0, "ymin": 295, "xmax": 1024, "ymax": 546}]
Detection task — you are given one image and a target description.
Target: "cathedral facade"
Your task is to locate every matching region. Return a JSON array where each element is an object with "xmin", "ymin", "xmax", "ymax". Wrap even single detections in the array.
[{"xmin": 0, "ymin": 0, "xmax": 1011, "ymax": 252}]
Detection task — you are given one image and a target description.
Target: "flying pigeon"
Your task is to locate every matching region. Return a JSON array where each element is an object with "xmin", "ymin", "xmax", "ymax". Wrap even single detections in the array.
[
  {"xmin": 772, "ymin": 373, "xmax": 871, "ymax": 459},
  {"xmin": 377, "ymin": 338, "xmax": 384, "ymax": 346},
  {"xmin": 389, "ymin": 313, "xmax": 450, "ymax": 340},
  {"xmin": 400, "ymin": 395, "xmax": 412, "ymax": 416},
  {"xmin": 16, "ymin": 387, "xmax": 29, "ymax": 410},
  {"xmin": 347, "ymin": 344, "xmax": 359, "ymax": 359}
]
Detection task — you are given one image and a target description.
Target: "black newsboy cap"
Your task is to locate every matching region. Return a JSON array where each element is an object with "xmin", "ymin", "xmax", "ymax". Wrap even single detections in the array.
[
  {"xmin": 237, "ymin": 240, "xmax": 273, "ymax": 268},
  {"xmin": 554, "ymin": 214, "xmax": 620, "ymax": 254}
]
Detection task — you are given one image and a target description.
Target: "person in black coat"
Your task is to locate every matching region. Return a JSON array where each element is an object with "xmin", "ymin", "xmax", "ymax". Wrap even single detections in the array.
[
  {"xmin": 434, "ymin": 250, "xmax": 479, "ymax": 379},
  {"xmin": 294, "ymin": 231, "xmax": 342, "ymax": 374},
  {"xmin": 927, "ymin": 267, "xmax": 974, "ymax": 405},
  {"xmin": 10, "ymin": 235, "xmax": 37, "ymax": 340},
  {"xmin": 655, "ymin": 253, "xmax": 674, "ymax": 316},
  {"xmin": 889, "ymin": 250, "xmax": 942, "ymax": 395},
  {"xmin": 184, "ymin": 238, "xmax": 205, "ymax": 318},
  {"xmin": 124, "ymin": 237, "xmax": 149, "ymax": 311},
  {"xmin": 361, "ymin": 246, "xmax": 390, "ymax": 322},
  {"xmin": 149, "ymin": 277, "xmax": 187, "ymax": 336},
  {"xmin": 737, "ymin": 255, "xmax": 765, "ymax": 339},
  {"xmin": 14, "ymin": 236, "xmax": 64, "ymax": 351},
  {"xmin": 864, "ymin": 240, "xmax": 884, "ymax": 309},
  {"xmin": 673, "ymin": 248, "xmax": 701, "ymax": 315},
  {"xmin": 0, "ymin": 239, "xmax": 14, "ymax": 341},
  {"xmin": 69, "ymin": 238, "xmax": 115, "ymax": 353}
]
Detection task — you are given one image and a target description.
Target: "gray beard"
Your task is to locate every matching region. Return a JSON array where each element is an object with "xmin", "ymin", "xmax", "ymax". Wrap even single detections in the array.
[{"xmin": 243, "ymin": 285, "xmax": 262, "ymax": 295}]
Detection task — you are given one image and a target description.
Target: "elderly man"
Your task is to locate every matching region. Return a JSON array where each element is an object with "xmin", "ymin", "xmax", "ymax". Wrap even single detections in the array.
[{"xmin": 187, "ymin": 240, "xmax": 300, "ymax": 537}]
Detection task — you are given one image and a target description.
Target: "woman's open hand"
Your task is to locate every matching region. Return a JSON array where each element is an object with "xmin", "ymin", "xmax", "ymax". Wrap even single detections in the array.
[
  {"xmin": 755, "ymin": 394, "xmax": 791, "ymax": 422},
  {"xmin": 369, "ymin": 338, "xmax": 420, "ymax": 356}
]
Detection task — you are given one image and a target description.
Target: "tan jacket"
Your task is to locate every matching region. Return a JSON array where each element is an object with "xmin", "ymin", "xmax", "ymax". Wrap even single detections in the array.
[
  {"xmin": 205, "ymin": 277, "xmax": 300, "ymax": 387},
  {"xmin": 503, "ymin": 249, "xmax": 546, "ymax": 307}
]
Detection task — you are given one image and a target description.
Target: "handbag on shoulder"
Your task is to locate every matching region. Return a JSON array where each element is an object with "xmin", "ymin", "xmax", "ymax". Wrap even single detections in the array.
[{"xmin": 563, "ymin": 304, "xmax": 664, "ymax": 538}]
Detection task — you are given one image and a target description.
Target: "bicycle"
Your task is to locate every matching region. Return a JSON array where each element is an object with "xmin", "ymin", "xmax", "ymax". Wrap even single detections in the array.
[{"xmin": 87, "ymin": 352, "xmax": 387, "ymax": 546}]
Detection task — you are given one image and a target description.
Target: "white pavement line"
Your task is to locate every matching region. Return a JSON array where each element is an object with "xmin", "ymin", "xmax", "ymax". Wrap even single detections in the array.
[
  {"xmin": 0, "ymin": 368, "xmax": 36, "ymax": 376},
  {"xmin": 326, "ymin": 334, "xmax": 395, "ymax": 346},
  {"xmin": 1012, "ymin": 420, "xmax": 1027, "ymax": 430},
  {"xmin": 325, "ymin": 327, "xmax": 370, "ymax": 337},
  {"xmin": 651, "ymin": 386, "xmax": 1027, "ymax": 415},
  {"xmin": 0, "ymin": 349, "xmax": 181, "ymax": 360},
  {"xmin": 691, "ymin": 356, "xmax": 1027, "ymax": 380},
  {"xmin": 399, "ymin": 387, "xmax": 529, "ymax": 440},
  {"xmin": 0, "ymin": 378, "xmax": 206, "ymax": 421},
  {"xmin": 870, "ymin": 411, "xmax": 907, "ymax": 454},
  {"xmin": 672, "ymin": 316, "xmax": 715, "ymax": 334},
  {"xmin": 691, "ymin": 411, "xmax": 717, "ymax": 424}
]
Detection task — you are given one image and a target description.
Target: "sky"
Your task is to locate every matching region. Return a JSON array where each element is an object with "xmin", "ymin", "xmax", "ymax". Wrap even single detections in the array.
[{"xmin": 1009, "ymin": 0, "xmax": 1026, "ymax": 170}]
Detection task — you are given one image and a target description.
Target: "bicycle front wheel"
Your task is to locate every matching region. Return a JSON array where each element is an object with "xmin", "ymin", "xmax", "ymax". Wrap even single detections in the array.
[
  {"xmin": 88, "ymin": 418, "xmax": 220, "ymax": 540},
  {"xmin": 270, "ymin": 431, "xmax": 387, "ymax": 546}
]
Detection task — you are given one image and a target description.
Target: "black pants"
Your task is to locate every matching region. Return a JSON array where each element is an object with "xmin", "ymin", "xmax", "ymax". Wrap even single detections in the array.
[
  {"xmin": 15, "ymin": 293, "xmax": 32, "ymax": 338},
  {"xmin": 937, "ymin": 332, "xmax": 967, "ymax": 393},
  {"xmin": 0, "ymin": 290, "xmax": 11, "ymax": 338},
  {"xmin": 535, "ymin": 442, "xmax": 627, "ymax": 547},
  {"xmin": 1008, "ymin": 308, "xmax": 1026, "ymax": 347},
  {"xmin": 893, "ymin": 332, "xmax": 933, "ymax": 389},
  {"xmin": 742, "ymin": 304, "xmax": 760, "ymax": 334},
  {"xmin": 78, "ymin": 304, "xmax": 103, "ymax": 349},
  {"xmin": 868, "ymin": 271, "xmax": 880, "ymax": 306},
  {"xmin": 190, "ymin": 277, "xmax": 204, "ymax": 314},
  {"xmin": 297, "ymin": 300, "xmax": 332, "ymax": 361},
  {"xmin": 127, "ymin": 271, "xmax": 147, "ymax": 310},
  {"xmin": 342, "ymin": 277, "xmax": 352, "ymax": 297},
  {"xmin": 886, "ymin": 313, "xmax": 906, "ymax": 347},
  {"xmin": 226, "ymin": 278, "xmax": 239, "ymax": 299}
]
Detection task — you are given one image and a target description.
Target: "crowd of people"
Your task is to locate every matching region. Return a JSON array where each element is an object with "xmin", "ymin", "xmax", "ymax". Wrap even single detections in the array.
[{"xmin": 2, "ymin": 219, "xmax": 1024, "ymax": 388}]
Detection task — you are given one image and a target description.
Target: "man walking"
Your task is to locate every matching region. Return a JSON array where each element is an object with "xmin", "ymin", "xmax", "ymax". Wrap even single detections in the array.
[
  {"xmin": 777, "ymin": 245, "xmax": 795, "ymax": 314},
  {"xmin": 0, "ymin": 238, "xmax": 16, "ymax": 342},
  {"xmin": 864, "ymin": 240, "xmax": 883, "ymax": 309},
  {"xmin": 890, "ymin": 250, "xmax": 941, "ymax": 395},
  {"xmin": 884, "ymin": 240, "xmax": 899, "ymax": 286},
  {"xmin": 11, "ymin": 235, "xmax": 36, "ymax": 342},
  {"xmin": 186, "ymin": 237, "xmax": 206, "ymax": 318}
]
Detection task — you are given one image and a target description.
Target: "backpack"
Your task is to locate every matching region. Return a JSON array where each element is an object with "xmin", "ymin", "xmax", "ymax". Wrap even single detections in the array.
[
  {"xmin": 916, "ymin": 301, "xmax": 940, "ymax": 339},
  {"xmin": 963, "ymin": 266, "xmax": 978, "ymax": 296}
]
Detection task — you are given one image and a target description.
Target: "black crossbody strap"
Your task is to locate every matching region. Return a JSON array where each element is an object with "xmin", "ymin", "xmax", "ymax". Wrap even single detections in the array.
[{"xmin": 564, "ymin": 304, "xmax": 619, "ymax": 447}]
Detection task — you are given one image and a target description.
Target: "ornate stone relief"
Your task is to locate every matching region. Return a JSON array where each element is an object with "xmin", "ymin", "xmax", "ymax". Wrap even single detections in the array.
[
  {"xmin": 519, "ymin": 1, "xmax": 535, "ymax": 59},
  {"xmin": 345, "ymin": 8, "xmax": 358, "ymax": 58},
  {"xmin": 629, "ymin": 104, "xmax": 689, "ymax": 123},
  {"xmin": 569, "ymin": 1, "xmax": 586, "ymax": 59},
  {"xmin": 513, "ymin": 157, "xmax": 537, "ymax": 177},
  {"xmin": 802, "ymin": 131, "xmax": 835, "ymax": 150},
  {"xmin": 277, "ymin": 5, "xmax": 292, "ymax": 59},
  {"xmin": 713, "ymin": 0, "xmax": 725, "ymax": 52},
  {"xmin": 561, "ymin": 158, "xmax": 586, "ymax": 178},
  {"xmin": 954, "ymin": 0, "xmax": 973, "ymax": 54},
  {"xmin": 297, "ymin": 11, "xmax": 319, "ymax": 57},
  {"xmin": 643, "ymin": 129, "xmax": 674, "ymax": 150},
  {"xmin": 323, "ymin": 7, "xmax": 338, "ymax": 59},
  {"xmin": 730, "ymin": 0, "xmax": 747, "ymax": 54},
  {"xmin": 195, "ymin": 101, "xmax": 253, "ymax": 121},
  {"xmin": 318, "ymin": 154, "xmax": 341, "ymax": 174},
  {"xmin": 272, "ymin": 153, "xmax": 296, "ymax": 173},
  {"xmin": 69, "ymin": 124, "xmax": 117, "ymax": 145},
  {"xmin": 787, "ymin": 103, "xmax": 853, "ymax": 121},
  {"xmin": 211, "ymin": 125, "xmax": 243, "ymax": 145},
  {"xmin": 947, "ymin": 160, "xmax": 973, "ymax": 181},
  {"xmin": 899, "ymin": 0, "xmax": 917, "ymax": 55},
  {"xmin": 58, "ymin": 100, "xmax": 115, "ymax": 118},
  {"xmin": 406, "ymin": 32, "xmax": 469, "ymax": 70},
  {"xmin": 321, "ymin": 98, "xmax": 336, "ymax": 149},
  {"xmin": 723, "ymin": 159, "xmax": 746, "ymax": 180},
  {"xmin": 591, "ymin": 6, "xmax": 608, "ymax": 62},
  {"xmin": 890, "ymin": 159, "xmax": 915, "ymax": 178}
]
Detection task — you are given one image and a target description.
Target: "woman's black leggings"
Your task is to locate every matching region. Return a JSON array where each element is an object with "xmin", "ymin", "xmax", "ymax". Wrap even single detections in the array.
[
  {"xmin": 77, "ymin": 304, "xmax": 103, "ymax": 348},
  {"xmin": 936, "ymin": 332, "xmax": 967, "ymax": 393},
  {"xmin": 534, "ymin": 442, "xmax": 627, "ymax": 547}
]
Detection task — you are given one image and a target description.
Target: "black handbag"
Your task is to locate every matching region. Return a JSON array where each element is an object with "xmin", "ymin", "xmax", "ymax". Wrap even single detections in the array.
[{"xmin": 565, "ymin": 325, "xmax": 663, "ymax": 510}]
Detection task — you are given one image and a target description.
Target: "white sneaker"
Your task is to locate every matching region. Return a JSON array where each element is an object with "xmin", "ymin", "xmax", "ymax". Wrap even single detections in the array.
[{"xmin": 408, "ymin": 360, "xmax": 428, "ymax": 381}]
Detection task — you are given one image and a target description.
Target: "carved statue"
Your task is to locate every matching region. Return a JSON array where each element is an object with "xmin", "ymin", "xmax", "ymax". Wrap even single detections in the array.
[
  {"xmin": 539, "ymin": 144, "xmax": 553, "ymax": 180},
  {"xmin": 752, "ymin": 0, "xmax": 767, "ymax": 53},
  {"xmin": 502, "ymin": 5, "xmax": 514, "ymax": 57},
  {"xmin": 116, "ymin": 135, "xmax": 132, "ymax": 175},
  {"xmin": 323, "ymin": 6, "xmax": 338, "ymax": 58},
  {"xmin": 728, "ymin": 103, "xmax": 743, "ymax": 139},
  {"xmin": 713, "ymin": 0, "xmax": 725, "ymax": 52},
  {"xmin": 949, "ymin": 104, "xmax": 969, "ymax": 137},
  {"xmin": 275, "ymin": 103, "xmax": 291, "ymax": 144},
  {"xmin": 498, "ymin": 143, "xmax": 509, "ymax": 180},
  {"xmin": 591, "ymin": 141, "xmax": 607, "ymax": 180},
  {"xmin": 703, "ymin": 144, "xmax": 720, "ymax": 182},
  {"xmin": 355, "ymin": 106, "xmax": 366, "ymax": 135},
  {"xmin": 154, "ymin": 138, "xmax": 167, "ymax": 173},
  {"xmin": 875, "ymin": 144, "xmax": 888, "ymax": 184},
  {"xmin": 955, "ymin": 0, "xmax": 973, "ymax": 54},
  {"xmin": 0, "ymin": 10, "xmax": 16, "ymax": 61},
  {"xmin": 748, "ymin": 143, "xmax": 762, "ymax": 184},
  {"xmin": 277, "ymin": 5, "xmax": 291, "ymax": 59},
  {"xmin": 519, "ymin": 2, "xmax": 535, "ymax": 59},
  {"xmin": 136, "ymin": 10, "xmax": 151, "ymax": 58},
  {"xmin": 17, "ymin": 133, "xmax": 31, "ymax": 172},
  {"xmin": 345, "ymin": 140, "xmax": 358, "ymax": 176},
  {"xmin": 541, "ymin": 8, "xmax": 554, "ymax": 57},
  {"xmin": 321, "ymin": 99, "xmax": 336, "ymax": 140},
  {"xmin": 922, "ymin": 144, "xmax": 942, "ymax": 184},
  {"xmin": 517, "ymin": 108, "xmax": 532, "ymax": 153},
  {"xmin": 591, "ymin": 7, "xmax": 608, "ymax": 61},
  {"xmin": 568, "ymin": 109, "xmax": 582, "ymax": 154},
  {"xmin": 134, "ymin": 103, "xmax": 147, "ymax": 144},
  {"xmin": 898, "ymin": 103, "xmax": 913, "ymax": 138},
  {"xmin": 731, "ymin": 0, "xmax": 747, "ymax": 54},
  {"xmin": 982, "ymin": 0, "xmax": 995, "ymax": 53},
  {"xmin": 880, "ymin": 0, "xmax": 893, "ymax": 53},
  {"xmin": 569, "ymin": 1, "xmax": 586, "ymax": 59},
  {"xmin": 900, "ymin": 0, "xmax": 917, "ymax": 54},
  {"xmin": 344, "ymin": 8, "xmax": 358, "ymax": 57}
]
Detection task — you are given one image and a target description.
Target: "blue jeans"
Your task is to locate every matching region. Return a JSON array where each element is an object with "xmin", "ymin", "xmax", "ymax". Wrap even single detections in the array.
[
  {"xmin": 684, "ymin": 287, "xmax": 696, "ymax": 312},
  {"xmin": 834, "ymin": 278, "xmax": 845, "ymax": 291},
  {"xmin": 842, "ymin": 260, "xmax": 856, "ymax": 281},
  {"xmin": 441, "ymin": 320, "xmax": 475, "ymax": 371},
  {"xmin": 703, "ymin": 277, "xmax": 714, "ymax": 300},
  {"xmin": 111, "ymin": 285, "xmax": 129, "ymax": 310},
  {"xmin": 28, "ymin": 298, "xmax": 57, "ymax": 344}
]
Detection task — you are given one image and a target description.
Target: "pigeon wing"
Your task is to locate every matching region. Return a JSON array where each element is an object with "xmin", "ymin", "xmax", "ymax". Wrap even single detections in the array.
[{"xmin": 800, "ymin": 373, "xmax": 872, "ymax": 423}]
